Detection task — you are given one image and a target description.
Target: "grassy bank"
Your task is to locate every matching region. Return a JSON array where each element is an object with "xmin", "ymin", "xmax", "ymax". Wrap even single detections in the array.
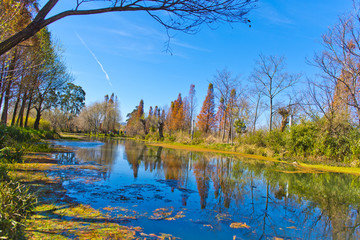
[
  {"xmin": 0, "ymin": 126, "xmax": 60, "ymax": 239},
  {"xmin": 0, "ymin": 127, "xmax": 178, "ymax": 239},
  {"xmin": 147, "ymin": 142, "xmax": 360, "ymax": 176},
  {"xmin": 12, "ymin": 153, "xmax": 140, "ymax": 239}
]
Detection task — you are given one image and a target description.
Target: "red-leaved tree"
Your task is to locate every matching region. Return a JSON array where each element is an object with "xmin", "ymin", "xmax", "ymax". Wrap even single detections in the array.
[{"xmin": 197, "ymin": 83, "xmax": 216, "ymax": 133}]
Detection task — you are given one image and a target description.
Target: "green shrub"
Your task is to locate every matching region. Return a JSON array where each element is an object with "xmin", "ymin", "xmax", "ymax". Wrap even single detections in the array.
[
  {"xmin": 0, "ymin": 147, "xmax": 24, "ymax": 163},
  {"xmin": 0, "ymin": 181, "xmax": 36, "ymax": 239},
  {"xmin": 265, "ymin": 130, "xmax": 287, "ymax": 155},
  {"xmin": 26, "ymin": 143, "xmax": 53, "ymax": 153},
  {"xmin": 0, "ymin": 164, "xmax": 10, "ymax": 182},
  {"xmin": 165, "ymin": 133, "xmax": 176, "ymax": 142},
  {"xmin": 349, "ymin": 128, "xmax": 360, "ymax": 161},
  {"xmin": 288, "ymin": 120, "xmax": 317, "ymax": 157},
  {"xmin": 241, "ymin": 130, "xmax": 267, "ymax": 147}
]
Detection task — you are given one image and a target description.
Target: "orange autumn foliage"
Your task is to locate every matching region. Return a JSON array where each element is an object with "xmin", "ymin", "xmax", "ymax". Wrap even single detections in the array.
[
  {"xmin": 197, "ymin": 83, "xmax": 216, "ymax": 133},
  {"xmin": 169, "ymin": 94, "xmax": 185, "ymax": 131}
]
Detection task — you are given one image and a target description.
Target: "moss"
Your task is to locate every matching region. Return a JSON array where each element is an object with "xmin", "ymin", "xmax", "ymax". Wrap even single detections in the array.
[{"xmin": 10, "ymin": 152, "xmax": 178, "ymax": 239}]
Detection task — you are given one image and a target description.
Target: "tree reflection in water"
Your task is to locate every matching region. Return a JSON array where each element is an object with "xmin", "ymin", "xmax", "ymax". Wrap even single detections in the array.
[{"xmin": 58, "ymin": 140, "xmax": 360, "ymax": 239}]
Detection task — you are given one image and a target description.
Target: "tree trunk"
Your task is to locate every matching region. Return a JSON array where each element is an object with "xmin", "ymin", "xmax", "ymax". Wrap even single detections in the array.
[
  {"xmin": 1, "ymin": 50, "xmax": 17, "ymax": 125},
  {"xmin": 158, "ymin": 121, "xmax": 164, "ymax": 139},
  {"xmin": 11, "ymin": 94, "xmax": 21, "ymax": 126},
  {"xmin": 0, "ymin": 59, "xmax": 7, "ymax": 110},
  {"xmin": 279, "ymin": 117, "xmax": 288, "ymax": 132},
  {"xmin": 140, "ymin": 119, "xmax": 148, "ymax": 135},
  {"xmin": 11, "ymin": 79, "xmax": 24, "ymax": 126},
  {"xmin": 1, "ymin": 80, "xmax": 12, "ymax": 125},
  {"xmin": 34, "ymin": 105, "xmax": 41, "ymax": 130},
  {"xmin": 227, "ymin": 118, "xmax": 233, "ymax": 144},
  {"xmin": 0, "ymin": 0, "xmax": 60, "ymax": 56},
  {"xmin": 252, "ymin": 93, "xmax": 261, "ymax": 134},
  {"xmin": 221, "ymin": 111, "xmax": 227, "ymax": 142},
  {"xmin": 191, "ymin": 119, "xmax": 195, "ymax": 140},
  {"xmin": 16, "ymin": 89, "xmax": 28, "ymax": 127},
  {"xmin": 24, "ymin": 93, "xmax": 33, "ymax": 128},
  {"xmin": 269, "ymin": 97, "xmax": 273, "ymax": 131}
]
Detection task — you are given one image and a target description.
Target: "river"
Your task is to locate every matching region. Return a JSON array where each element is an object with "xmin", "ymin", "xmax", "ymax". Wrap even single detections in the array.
[{"xmin": 53, "ymin": 139, "xmax": 360, "ymax": 239}]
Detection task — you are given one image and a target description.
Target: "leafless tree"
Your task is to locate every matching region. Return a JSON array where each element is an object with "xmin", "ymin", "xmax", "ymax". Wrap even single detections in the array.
[
  {"xmin": 0, "ymin": 0, "xmax": 257, "ymax": 56},
  {"xmin": 250, "ymin": 55, "xmax": 300, "ymax": 131},
  {"xmin": 77, "ymin": 102, "xmax": 105, "ymax": 133},
  {"xmin": 301, "ymin": 76, "xmax": 345, "ymax": 133},
  {"xmin": 247, "ymin": 88, "xmax": 262, "ymax": 134},
  {"xmin": 211, "ymin": 68, "xmax": 242, "ymax": 141},
  {"xmin": 312, "ymin": 5, "xmax": 360, "ymax": 124},
  {"xmin": 188, "ymin": 84, "xmax": 197, "ymax": 134}
]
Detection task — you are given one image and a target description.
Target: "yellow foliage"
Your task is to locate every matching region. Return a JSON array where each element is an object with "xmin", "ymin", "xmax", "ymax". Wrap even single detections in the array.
[{"xmin": 230, "ymin": 222, "xmax": 250, "ymax": 229}]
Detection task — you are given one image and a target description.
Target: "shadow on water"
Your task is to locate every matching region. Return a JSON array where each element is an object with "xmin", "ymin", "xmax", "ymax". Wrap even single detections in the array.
[{"xmin": 52, "ymin": 139, "xmax": 360, "ymax": 239}]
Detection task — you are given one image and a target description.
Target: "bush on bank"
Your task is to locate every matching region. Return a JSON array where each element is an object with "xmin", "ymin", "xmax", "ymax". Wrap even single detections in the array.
[
  {"xmin": 0, "ymin": 125, "xmax": 57, "ymax": 239},
  {"xmin": 140, "ymin": 119, "xmax": 360, "ymax": 165}
]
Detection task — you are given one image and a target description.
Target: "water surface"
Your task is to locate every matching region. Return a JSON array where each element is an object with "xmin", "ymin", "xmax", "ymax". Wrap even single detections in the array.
[{"xmin": 53, "ymin": 139, "xmax": 360, "ymax": 239}]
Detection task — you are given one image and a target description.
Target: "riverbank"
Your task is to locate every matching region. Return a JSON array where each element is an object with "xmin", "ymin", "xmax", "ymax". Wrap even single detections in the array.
[
  {"xmin": 59, "ymin": 132, "xmax": 360, "ymax": 176},
  {"xmin": 12, "ymin": 151, "xmax": 180, "ymax": 239},
  {"xmin": 147, "ymin": 142, "xmax": 360, "ymax": 176},
  {"xmin": 11, "ymin": 152, "xmax": 135, "ymax": 239},
  {"xmin": 7, "ymin": 133, "xmax": 358, "ymax": 239}
]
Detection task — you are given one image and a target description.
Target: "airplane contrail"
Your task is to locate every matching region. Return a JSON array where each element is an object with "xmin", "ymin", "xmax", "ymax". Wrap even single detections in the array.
[{"xmin": 75, "ymin": 32, "xmax": 113, "ymax": 87}]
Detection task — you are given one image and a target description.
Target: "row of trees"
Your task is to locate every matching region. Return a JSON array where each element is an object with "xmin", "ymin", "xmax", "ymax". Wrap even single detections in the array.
[
  {"xmin": 125, "ymin": 4, "xmax": 360, "ymax": 161},
  {"xmin": 0, "ymin": 1, "xmax": 86, "ymax": 130},
  {"xmin": 0, "ymin": 1, "xmax": 124, "ymax": 134},
  {"xmin": 125, "ymin": 85, "xmax": 197, "ymax": 138},
  {"xmin": 125, "ymin": 57, "xmax": 299, "ymax": 143}
]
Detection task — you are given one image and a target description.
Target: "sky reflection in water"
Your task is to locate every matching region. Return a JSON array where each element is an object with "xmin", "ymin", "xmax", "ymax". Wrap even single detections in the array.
[{"xmin": 53, "ymin": 139, "xmax": 360, "ymax": 239}]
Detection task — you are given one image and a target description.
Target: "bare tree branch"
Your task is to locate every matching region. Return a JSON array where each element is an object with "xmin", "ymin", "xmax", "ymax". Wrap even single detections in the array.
[
  {"xmin": 0, "ymin": 0, "xmax": 257, "ymax": 56},
  {"xmin": 250, "ymin": 54, "xmax": 300, "ymax": 131}
]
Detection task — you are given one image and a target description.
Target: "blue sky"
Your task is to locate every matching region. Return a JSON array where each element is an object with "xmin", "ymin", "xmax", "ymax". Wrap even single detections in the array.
[{"xmin": 44, "ymin": 0, "xmax": 352, "ymax": 121}]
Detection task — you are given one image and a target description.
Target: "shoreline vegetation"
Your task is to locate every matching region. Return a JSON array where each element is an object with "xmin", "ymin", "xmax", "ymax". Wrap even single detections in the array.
[
  {"xmin": 61, "ymin": 131, "xmax": 360, "ymax": 176},
  {"xmin": 0, "ymin": 126, "xmax": 176, "ymax": 239},
  {"xmin": 0, "ymin": 125, "xmax": 359, "ymax": 239},
  {"xmin": 18, "ymin": 152, "xmax": 144, "ymax": 239},
  {"xmin": 147, "ymin": 142, "xmax": 360, "ymax": 176}
]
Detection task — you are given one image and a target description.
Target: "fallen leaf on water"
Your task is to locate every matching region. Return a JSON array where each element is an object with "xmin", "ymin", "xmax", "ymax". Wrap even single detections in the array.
[
  {"xmin": 203, "ymin": 224, "xmax": 213, "ymax": 229},
  {"xmin": 285, "ymin": 218, "xmax": 295, "ymax": 223},
  {"xmin": 131, "ymin": 226, "xmax": 143, "ymax": 232},
  {"xmin": 103, "ymin": 206, "xmax": 116, "ymax": 211},
  {"xmin": 230, "ymin": 222, "xmax": 250, "ymax": 229},
  {"xmin": 150, "ymin": 207, "xmax": 174, "ymax": 220},
  {"xmin": 165, "ymin": 211, "xmax": 186, "ymax": 221},
  {"xmin": 216, "ymin": 213, "xmax": 231, "ymax": 221}
]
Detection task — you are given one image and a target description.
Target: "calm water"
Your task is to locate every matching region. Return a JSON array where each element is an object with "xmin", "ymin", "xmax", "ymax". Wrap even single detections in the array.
[{"xmin": 53, "ymin": 139, "xmax": 360, "ymax": 239}]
